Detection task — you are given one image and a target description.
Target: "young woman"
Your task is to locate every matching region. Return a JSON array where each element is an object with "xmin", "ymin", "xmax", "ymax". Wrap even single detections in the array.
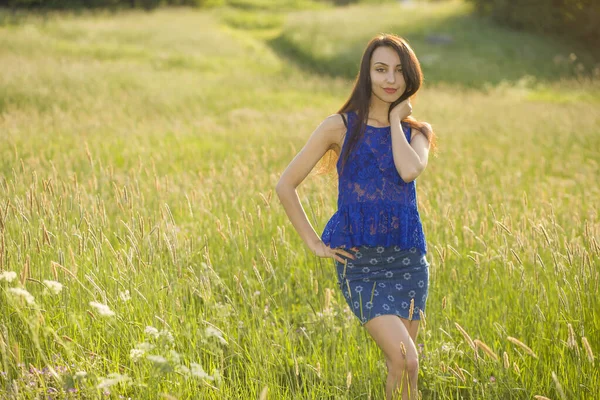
[{"xmin": 275, "ymin": 34, "xmax": 436, "ymax": 400}]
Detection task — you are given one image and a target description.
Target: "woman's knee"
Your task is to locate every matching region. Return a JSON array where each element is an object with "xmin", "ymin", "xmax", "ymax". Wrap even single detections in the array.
[{"xmin": 388, "ymin": 355, "xmax": 419, "ymax": 376}]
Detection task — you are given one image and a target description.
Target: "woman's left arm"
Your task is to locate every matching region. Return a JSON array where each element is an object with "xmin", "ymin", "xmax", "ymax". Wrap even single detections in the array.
[{"xmin": 390, "ymin": 115, "xmax": 430, "ymax": 182}]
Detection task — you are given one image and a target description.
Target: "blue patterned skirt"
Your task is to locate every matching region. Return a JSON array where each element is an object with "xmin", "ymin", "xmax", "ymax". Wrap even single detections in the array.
[{"xmin": 334, "ymin": 245, "xmax": 430, "ymax": 325}]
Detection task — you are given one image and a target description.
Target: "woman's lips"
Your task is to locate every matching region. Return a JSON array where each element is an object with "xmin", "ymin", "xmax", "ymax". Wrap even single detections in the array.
[{"xmin": 384, "ymin": 88, "xmax": 397, "ymax": 94}]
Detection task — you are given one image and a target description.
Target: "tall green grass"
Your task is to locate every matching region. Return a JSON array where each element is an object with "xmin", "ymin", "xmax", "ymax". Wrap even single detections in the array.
[{"xmin": 0, "ymin": 1, "xmax": 598, "ymax": 399}]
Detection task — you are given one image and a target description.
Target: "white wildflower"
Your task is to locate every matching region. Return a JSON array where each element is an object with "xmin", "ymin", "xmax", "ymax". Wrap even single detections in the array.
[
  {"xmin": 129, "ymin": 349, "xmax": 145, "ymax": 362},
  {"xmin": 211, "ymin": 368, "xmax": 222, "ymax": 384},
  {"xmin": 89, "ymin": 301, "xmax": 115, "ymax": 317},
  {"xmin": 441, "ymin": 343, "xmax": 454, "ymax": 352},
  {"xmin": 8, "ymin": 288, "xmax": 35, "ymax": 305},
  {"xmin": 175, "ymin": 364, "xmax": 190, "ymax": 376},
  {"xmin": 0, "ymin": 271, "xmax": 17, "ymax": 283},
  {"xmin": 96, "ymin": 373, "xmax": 131, "ymax": 390},
  {"xmin": 168, "ymin": 350, "xmax": 181, "ymax": 364},
  {"xmin": 43, "ymin": 280, "xmax": 63, "ymax": 295},
  {"xmin": 146, "ymin": 355, "xmax": 168, "ymax": 365},
  {"xmin": 215, "ymin": 302, "xmax": 232, "ymax": 318},
  {"xmin": 190, "ymin": 363, "xmax": 214, "ymax": 380},
  {"xmin": 74, "ymin": 371, "xmax": 87, "ymax": 379},
  {"xmin": 160, "ymin": 329, "xmax": 174, "ymax": 344},
  {"xmin": 119, "ymin": 290, "xmax": 131, "ymax": 302},
  {"xmin": 205, "ymin": 326, "xmax": 227, "ymax": 345},
  {"xmin": 135, "ymin": 342, "xmax": 155, "ymax": 352},
  {"xmin": 145, "ymin": 326, "xmax": 160, "ymax": 338}
]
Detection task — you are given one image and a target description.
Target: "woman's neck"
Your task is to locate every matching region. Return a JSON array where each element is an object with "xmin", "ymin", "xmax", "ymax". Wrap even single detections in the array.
[{"xmin": 368, "ymin": 98, "xmax": 391, "ymax": 125}]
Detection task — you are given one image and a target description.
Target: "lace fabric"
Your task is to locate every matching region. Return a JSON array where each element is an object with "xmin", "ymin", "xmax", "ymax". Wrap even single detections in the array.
[{"xmin": 321, "ymin": 110, "xmax": 427, "ymax": 255}]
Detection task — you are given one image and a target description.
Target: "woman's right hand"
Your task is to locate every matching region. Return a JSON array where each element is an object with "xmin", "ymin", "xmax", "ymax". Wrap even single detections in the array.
[{"xmin": 311, "ymin": 240, "xmax": 358, "ymax": 264}]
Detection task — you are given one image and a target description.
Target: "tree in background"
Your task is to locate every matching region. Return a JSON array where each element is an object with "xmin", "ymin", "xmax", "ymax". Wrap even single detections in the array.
[{"xmin": 468, "ymin": 0, "xmax": 600, "ymax": 49}]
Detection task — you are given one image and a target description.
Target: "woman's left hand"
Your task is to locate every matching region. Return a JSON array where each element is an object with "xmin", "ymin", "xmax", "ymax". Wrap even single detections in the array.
[{"xmin": 390, "ymin": 98, "xmax": 412, "ymax": 121}]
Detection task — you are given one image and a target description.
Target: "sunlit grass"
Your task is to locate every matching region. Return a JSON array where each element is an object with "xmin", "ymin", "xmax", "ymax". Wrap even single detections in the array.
[{"xmin": 0, "ymin": 1, "xmax": 598, "ymax": 398}]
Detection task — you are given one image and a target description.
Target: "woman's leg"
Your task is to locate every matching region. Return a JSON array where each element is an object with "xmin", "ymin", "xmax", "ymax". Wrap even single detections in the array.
[{"xmin": 364, "ymin": 315, "xmax": 420, "ymax": 400}]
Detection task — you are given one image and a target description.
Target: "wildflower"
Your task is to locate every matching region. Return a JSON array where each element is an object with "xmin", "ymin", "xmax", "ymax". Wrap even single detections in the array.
[
  {"xmin": 135, "ymin": 342, "xmax": 155, "ymax": 352},
  {"xmin": 146, "ymin": 355, "xmax": 168, "ymax": 365},
  {"xmin": 89, "ymin": 301, "xmax": 115, "ymax": 317},
  {"xmin": 175, "ymin": 364, "xmax": 190, "ymax": 376},
  {"xmin": 8, "ymin": 288, "xmax": 35, "ymax": 305},
  {"xmin": 129, "ymin": 349, "xmax": 145, "ymax": 362},
  {"xmin": 168, "ymin": 350, "xmax": 181, "ymax": 364},
  {"xmin": 145, "ymin": 326, "xmax": 160, "ymax": 338},
  {"xmin": 160, "ymin": 329, "xmax": 174, "ymax": 344},
  {"xmin": 119, "ymin": 290, "xmax": 131, "ymax": 302},
  {"xmin": 441, "ymin": 343, "xmax": 454, "ymax": 352},
  {"xmin": 211, "ymin": 368, "xmax": 222, "ymax": 384},
  {"xmin": 43, "ymin": 280, "xmax": 63, "ymax": 295},
  {"xmin": 205, "ymin": 326, "xmax": 227, "ymax": 345},
  {"xmin": 190, "ymin": 363, "xmax": 214, "ymax": 380},
  {"xmin": 74, "ymin": 371, "xmax": 87, "ymax": 380},
  {"xmin": 0, "ymin": 271, "xmax": 17, "ymax": 283},
  {"xmin": 96, "ymin": 373, "xmax": 131, "ymax": 390}
]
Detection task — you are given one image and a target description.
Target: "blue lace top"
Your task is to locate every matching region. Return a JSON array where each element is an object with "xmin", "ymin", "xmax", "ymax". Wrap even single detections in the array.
[{"xmin": 321, "ymin": 110, "xmax": 427, "ymax": 255}]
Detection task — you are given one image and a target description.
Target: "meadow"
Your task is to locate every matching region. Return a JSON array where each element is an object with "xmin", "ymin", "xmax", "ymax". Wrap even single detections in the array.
[{"xmin": 0, "ymin": 0, "xmax": 599, "ymax": 398}]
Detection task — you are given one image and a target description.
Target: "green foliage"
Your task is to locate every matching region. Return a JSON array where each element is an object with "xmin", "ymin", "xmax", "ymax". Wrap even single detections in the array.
[
  {"xmin": 267, "ymin": 2, "xmax": 599, "ymax": 87},
  {"xmin": 466, "ymin": 0, "xmax": 600, "ymax": 50},
  {"xmin": 0, "ymin": 0, "xmax": 224, "ymax": 10}
]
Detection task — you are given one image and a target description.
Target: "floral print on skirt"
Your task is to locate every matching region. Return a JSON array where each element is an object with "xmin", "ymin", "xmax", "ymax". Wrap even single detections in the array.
[{"xmin": 335, "ymin": 245, "xmax": 430, "ymax": 325}]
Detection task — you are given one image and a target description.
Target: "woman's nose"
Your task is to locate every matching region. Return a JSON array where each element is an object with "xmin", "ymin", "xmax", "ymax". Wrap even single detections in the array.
[{"xmin": 386, "ymin": 72, "xmax": 396, "ymax": 83}]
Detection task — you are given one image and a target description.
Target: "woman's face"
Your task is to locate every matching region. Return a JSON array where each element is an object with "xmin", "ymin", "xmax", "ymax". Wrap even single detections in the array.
[{"xmin": 369, "ymin": 46, "xmax": 406, "ymax": 104}]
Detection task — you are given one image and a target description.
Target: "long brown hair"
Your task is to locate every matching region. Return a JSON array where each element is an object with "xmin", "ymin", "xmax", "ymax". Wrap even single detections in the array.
[{"xmin": 316, "ymin": 33, "xmax": 436, "ymax": 176}]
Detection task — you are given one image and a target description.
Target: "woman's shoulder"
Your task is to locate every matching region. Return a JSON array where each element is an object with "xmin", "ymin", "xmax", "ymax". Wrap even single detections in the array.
[
  {"xmin": 403, "ymin": 120, "xmax": 432, "ymax": 141},
  {"xmin": 313, "ymin": 113, "xmax": 349, "ymax": 151},
  {"xmin": 321, "ymin": 113, "xmax": 348, "ymax": 131}
]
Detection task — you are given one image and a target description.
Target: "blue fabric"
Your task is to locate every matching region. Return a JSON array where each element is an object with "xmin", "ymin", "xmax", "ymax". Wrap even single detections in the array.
[
  {"xmin": 335, "ymin": 245, "xmax": 429, "ymax": 325},
  {"xmin": 321, "ymin": 110, "xmax": 427, "ymax": 255}
]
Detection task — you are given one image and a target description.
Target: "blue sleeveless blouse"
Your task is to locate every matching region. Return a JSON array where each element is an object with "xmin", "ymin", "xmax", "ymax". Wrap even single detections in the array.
[{"xmin": 321, "ymin": 110, "xmax": 427, "ymax": 255}]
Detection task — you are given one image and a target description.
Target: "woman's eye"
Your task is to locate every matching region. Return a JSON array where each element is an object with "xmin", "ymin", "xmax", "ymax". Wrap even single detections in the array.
[{"xmin": 376, "ymin": 68, "xmax": 385, "ymax": 72}]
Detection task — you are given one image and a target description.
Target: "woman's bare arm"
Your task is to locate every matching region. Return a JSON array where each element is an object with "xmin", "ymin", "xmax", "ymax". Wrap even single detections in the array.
[
  {"xmin": 388, "ymin": 99, "xmax": 431, "ymax": 182},
  {"xmin": 275, "ymin": 114, "xmax": 354, "ymax": 261},
  {"xmin": 390, "ymin": 116, "xmax": 430, "ymax": 182}
]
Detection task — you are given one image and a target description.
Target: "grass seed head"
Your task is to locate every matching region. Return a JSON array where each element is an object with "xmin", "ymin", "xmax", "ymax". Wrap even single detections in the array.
[
  {"xmin": 566, "ymin": 323, "xmax": 577, "ymax": 349},
  {"xmin": 455, "ymin": 322, "xmax": 476, "ymax": 350},
  {"xmin": 507, "ymin": 336, "xmax": 537, "ymax": 358},
  {"xmin": 474, "ymin": 339, "xmax": 499, "ymax": 361},
  {"xmin": 418, "ymin": 309, "xmax": 426, "ymax": 330},
  {"xmin": 551, "ymin": 371, "xmax": 567, "ymax": 400},
  {"xmin": 346, "ymin": 371, "xmax": 352, "ymax": 390},
  {"xmin": 582, "ymin": 337, "xmax": 595, "ymax": 363}
]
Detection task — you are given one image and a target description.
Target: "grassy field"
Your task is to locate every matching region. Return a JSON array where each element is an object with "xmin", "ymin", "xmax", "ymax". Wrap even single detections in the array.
[{"xmin": 0, "ymin": 0, "xmax": 599, "ymax": 398}]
